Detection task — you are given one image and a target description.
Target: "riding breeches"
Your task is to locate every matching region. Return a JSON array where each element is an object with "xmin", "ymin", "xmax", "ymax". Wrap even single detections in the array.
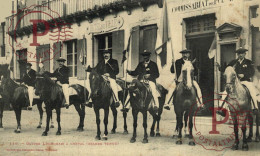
[
  {"xmin": 27, "ymin": 86, "xmax": 34, "ymax": 107},
  {"xmin": 107, "ymin": 77, "xmax": 120, "ymax": 102},
  {"xmin": 62, "ymin": 84, "xmax": 70, "ymax": 104},
  {"xmin": 165, "ymin": 80, "xmax": 203, "ymax": 106},
  {"xmin": 148, "ymin": 81, "xmax": 160, "ymax": 108}
]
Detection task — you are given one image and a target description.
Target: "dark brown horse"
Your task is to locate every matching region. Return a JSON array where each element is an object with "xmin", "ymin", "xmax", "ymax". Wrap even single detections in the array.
[
  {"xmin": 128, "ymin": 79, "xmax": 167, "ymax": 143},
  {"xmin": 35, "ymin": 72, "xmax": 89, "ymax": 136},
  {"xmin": 88, "ymin": 69, "xmax": 128, "ymax": 140},
  {"xmin": 174, "ymin": 61, "xmax": 197, "ymax": 146},
  {"xmin": 223, "ymin": 66, "xmax": 253, "ymax": 151}
]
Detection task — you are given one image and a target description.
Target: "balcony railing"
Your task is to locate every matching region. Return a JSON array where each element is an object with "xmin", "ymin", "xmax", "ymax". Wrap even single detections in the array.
[{"xmin": 7, "ymin": 0, "xmax": 162, "ymax": 35}]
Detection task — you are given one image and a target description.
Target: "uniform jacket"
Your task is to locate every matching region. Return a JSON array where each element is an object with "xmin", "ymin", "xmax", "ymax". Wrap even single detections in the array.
[
  {"xmin": 95, "ymin": 58, "xmax": 119, "ymax": 79},
  {"xmin": 128, "ymin": 60, "xmax": 159, "ymax": 83},
  {"xmin": 22, "ymin": 69, "xmax": 36, "ymax": 86},
  {"xmin": 228, "ymin": 58, "xmax": 254, "ymax": 81},
  {"xmin": 170, "ymin": 58, "xmax": 198, "ymax": 79},
  {"xmin": 49, "ymin": 65, "xmax": 70, "ymax": 84}
]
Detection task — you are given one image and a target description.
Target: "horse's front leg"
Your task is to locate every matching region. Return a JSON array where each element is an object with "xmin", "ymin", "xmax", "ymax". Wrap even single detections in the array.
[
  {"xmin": 241, "ymin": 123, "xmax": 249, "ymax": 151},
  {"xmin": 184, "ymin": 111, "xmax": 189, "ymax": 138},
  {"xmin": 0, "ymin": 101, "xmax": 4, "ymax": 128},
  {"xmin": 231, "ymin": 119, "xmax": 239, "ymax": 150},
  {"xmin": 37, "ymin": 102, "xmax": 43, "ymax": 128},
  {"xmin": 110, "ymin": 106, "xmax": 117, "ymax": 134},
  {"xmin": 130, "ymin": 109, "xmax": 138, "ymax": 143},
  {"xmin": 14, "ymin": 107, "xmax": 22, "ymax": 133},
  {"xmin": 74, "ymin": 103, "xmax": 84, "ymax": 131},
  {"xmin": 123, "ymin": 111, "xmax": 128, "ymax": 134},
  {"xmin": 94, "ymin": 108, "xmax": 101, "ymax": 140},
  {"xmin": 188, "ymin": 113, "xmax": 195, "ymax": 146},
  {"xmin": 42, "ymin": 107, "xmax": 51, "ymax": 136},
  {"xmin": 247, "ymin": 114, "xmax": 253, "ymax": 142},
  {"xmin": 256, "ymin": 111, "xmax": 260, "ymax": 142},
  {"xmin": 142, "ymin": 111, "xmax": 148, "ymax": 143},
  {"xmin": 176, "ymin": 113, "xmax": 183, "ymax": 145},
  {"xmin": 56, "ymin": 108, "xmax": 61, "ymax": 135},
  {"xmin": 103, "ymin": 109, "xmax": 109, "ymax": 140}
]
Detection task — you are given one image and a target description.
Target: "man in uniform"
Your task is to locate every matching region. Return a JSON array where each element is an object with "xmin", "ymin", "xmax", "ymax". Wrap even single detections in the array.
[
  {"xmin": 21, "ymin": 62, "xmax": 36, "ymax": 110},
  {"xmin": 217, "ymin": 47, "xmax": 259, "ymax": 110},
  {"xmin": 85, "ymin": 49, "xmax": 122, "ymax": 107},
  {"xmin": 123, "ymin": 50, "xmax": 160, "ymax": 112},
  {"xmin": 49, "ymin": 57, "xmax": 70, "ymax": 108},
  {"xmin": 164, "ymin": 49, "xmax": 203, "ymax": 110}
]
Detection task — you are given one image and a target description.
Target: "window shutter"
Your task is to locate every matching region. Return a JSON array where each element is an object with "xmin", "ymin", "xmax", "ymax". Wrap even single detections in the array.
[
  {"xmin": 142, "ymin": 25, "xmax": 158, "ymax": 63},
  {"xmin": 53, "ymin": 42, "xmax": 61, "ymax": 71},
  {"xmin": 77, "ymin": 38, "xmax": 87, "ymax": 80},
  {"xmin": 112, "ymin": 30, "xmax": 124, "ymax": 78},
  {"xmin": 43, "ymin": 44, "xmax": 50, "ymax": 72},
  {"xmin": 131, "ymin": 26, "xmax": 140, "ymax": 70}
]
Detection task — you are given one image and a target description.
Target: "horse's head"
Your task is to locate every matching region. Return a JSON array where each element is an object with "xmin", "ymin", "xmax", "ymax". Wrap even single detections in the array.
[
  {"xmin": 128, "ymin": 79, "xmax": 146, "ymax": 108},
  {"xmin": 224, "ymin": 66, "xmax": 238, "ymax": 94},
  {"xmin": 89, "ymin": 69, "xmax": 103, "ymax": 98},
  {"xmin": 181, "ymin": 61, "xmax": 194, "ymax": 89}
]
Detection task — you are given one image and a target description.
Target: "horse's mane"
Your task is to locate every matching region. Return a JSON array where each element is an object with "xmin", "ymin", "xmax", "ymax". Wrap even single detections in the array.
[
  {"xmin": 182, "ymin": 61, "xmax": 194, "ymax": 71},
  {"xmin": 224, "ymin": 66, "xmax": 236, "ymax": 75}
]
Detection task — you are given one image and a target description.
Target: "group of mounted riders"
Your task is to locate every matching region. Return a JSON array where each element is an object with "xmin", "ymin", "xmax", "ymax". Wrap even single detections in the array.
[{"xmin": 0, "ymin": 46, "xmax": 259, "ymax": 149}]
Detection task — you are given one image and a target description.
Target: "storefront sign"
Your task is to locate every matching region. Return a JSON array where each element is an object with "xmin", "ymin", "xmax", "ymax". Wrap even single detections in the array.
[
  {"xmin": 87, "ymin": 16, "xmax": 124, "ymax": 34},
  {"xmin": 172, "ymin": 0, "xmax": 234, "ymax": 12}
]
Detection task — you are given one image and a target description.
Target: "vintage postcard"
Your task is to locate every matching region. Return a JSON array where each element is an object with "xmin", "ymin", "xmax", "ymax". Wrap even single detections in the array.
[{"xmin": 0, "ymin": 0, "xmax": 259, "ymax": 155}]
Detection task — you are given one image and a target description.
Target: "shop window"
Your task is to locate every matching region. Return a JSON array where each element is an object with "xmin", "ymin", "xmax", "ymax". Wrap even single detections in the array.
[
  {"xmin": 36, "ymin": 44, "xmax": 50, "ymax": 72},
  {"xmin": 66, "ymin": 40, "xmax": 77, "ymax": 77},
  {"xmin": 96, "ymin": 33, "xmax": 112, "ymax": 62},
  {"xmin": 185, "ymin": 14, "xmax": 216, "ymax": 35}
]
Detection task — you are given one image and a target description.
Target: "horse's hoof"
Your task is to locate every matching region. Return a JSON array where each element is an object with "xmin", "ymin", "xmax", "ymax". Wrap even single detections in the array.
[
  {"xmin": 130, "ymin": 137, "xmax": 136, "ymax": 143},
  {"xmin": 176, "ymin": 140, "xmax": 182, "ymax": 145},
  {"xmin": 156, "ymin": 133, "xmax": 161, "ymax": 137},
  {"xmin": 172, "ymin": 135, "xmax": 176, "ymax": 139},
  {"xmin": 14, "ymin": 129, "xmax": 21, "ymax": 133},
  {"xmin": 247, "ymin": 137, "xmax": 253, "ymax": 142},
  {"xmin": 50, "ymin": 125, "xmax": 54, "ymax": 128},
  {"xmin": 77, "ymin": 127, "xmax": 84, "ymax": 132},
  {"xmin": 142, "ymin": 138, "xmax": 148, "ymax": 144},
  {"xmin": 185, "ymin": 134, "xmax": 190, "ymax": 138},
  {"xmin": 37, "ymin": 125, "xmax": 41, "ymax": 129},
  {"xmin": 242, "ymin": 143, "xmax": 249, "ymax": 151},
  {"xmin": 255, "ymin": 136, "xmax": 260, "ymax": 142},
  {"xmin": 231, "ymin": 144, "xmax": 239, "ymax": 150},
  {"xmin": 123, "ymin": 130, "xmax": 128, "ymax": 135},
  {"xmin": 102, "ymin": 135, "xmax": 108, "ymax": 140},
  {"xmin": 111, "ymin": 129, "xmax": 116, "ymax": 134},
  {"xmin": 189, "ymin": 141, "xmax": 196, "ymax": 146},
  {"xmin": 42, "ymin": 132, "xmax": 48, "ymax": 136},
  {"xmin": 150, "ymin": 131, "xmax": 155, "ymax": 137},
  {"xmin": 95, "ymin": 136, "xmax": 101, "ymax": 140},
  {"xmin": 56, "ymin": 131, "xmax": 61, "ymax": 135},
  {"xmin": 0, "ymin": 125, "xmax": 3, "ymax": 128}
]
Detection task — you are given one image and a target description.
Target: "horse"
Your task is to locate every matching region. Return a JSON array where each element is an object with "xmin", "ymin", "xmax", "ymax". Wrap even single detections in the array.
[
  {"xmin": 223, "ymin": 66, "xmax": 254, "ymax": 150},
  {"xmin": 127, "ymin": 78, "xmax": 167, "ymax": 143},
  {"xmin": 174, "ymin": 61, "xmax": 197, "ymax": 146},
  {"xmin": 0, "ymin": 64, "xmax": 9, "ymax": 129},
  {"xmin": 35, "ymin": 72, "xmax": 89, "ymax": 136},
  {"xmin": 88, "ymin": 68, "xmax": 128, "ymax": 140}
]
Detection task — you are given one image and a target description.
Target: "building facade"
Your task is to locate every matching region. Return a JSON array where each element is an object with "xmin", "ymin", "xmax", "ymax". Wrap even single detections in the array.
[{"xmin": 3, "ymin": 0, "xmax": 260, "ymax": 113}]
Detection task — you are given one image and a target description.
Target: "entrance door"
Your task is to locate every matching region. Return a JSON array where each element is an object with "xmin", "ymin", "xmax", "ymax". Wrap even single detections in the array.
[
  {"xmin": 16, "ymin": 49, "xmax": 27, "ymax": 80},
  {"xmin": 220, "ymin": 44, "xmax": 236, "ymax": 91},
  {"xmin": 187, "ymin": 36, "xmax": 215, "ymax": 115}
]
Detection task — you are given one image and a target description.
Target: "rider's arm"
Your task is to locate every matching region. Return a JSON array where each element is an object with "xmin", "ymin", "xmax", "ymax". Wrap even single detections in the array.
[
  {"xmin": 111, "ymin": 60, "xmax": 119, "ymax": 75},
  {"xmin": 245, "ymin": 60, "xmax": 255, "ymax": 79},
  {"xmin": 150, "ymin": 63, "xmax": 159, "ymax": 80},
  {"xmin": 128, "ymin": 63, "xmax": 142, "ymax": 76}
]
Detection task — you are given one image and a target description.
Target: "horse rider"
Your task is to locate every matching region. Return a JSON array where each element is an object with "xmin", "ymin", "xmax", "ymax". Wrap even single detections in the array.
[
  {"xmin": 123, "ymin": 50, "xmax": 160, "ymax": 112},
  {"xmin": 216, "ymin": 47, "xmax": 260, "ymax": 111},
  {"xmin": 21, "ymin": 62, "xmax": 36, "ymax": 110},
  {"xmin": 164, "ymin": 49, "xmax": 203, "ymax": 110},
  {"xmin": 48, "ymin": 57, "xmax": 70, "ymax": 108},
  {"xmin": 85, "ymin": 49, "xmax": 122, "ymax": 107}
]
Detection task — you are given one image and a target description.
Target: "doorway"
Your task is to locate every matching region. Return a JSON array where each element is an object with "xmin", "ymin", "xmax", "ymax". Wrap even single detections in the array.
[{"xmin": 187, "ymin": 36, "xmax": 215, "ymax": 115}]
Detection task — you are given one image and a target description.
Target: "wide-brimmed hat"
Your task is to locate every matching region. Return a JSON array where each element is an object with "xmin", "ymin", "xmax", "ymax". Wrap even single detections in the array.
[
  {"xmin": 26, "ymin": 62, "xmax": 32, "ymax": 66},
  {"xmin": 56, "ymin": 57, "xmax": 66, "ymax": 62},
  {"xmin": 180, "ymin": 49, "xmax": 192, "ymax": 54},
  {"xmin": 141, "ymin": 50, "xmax": 151, "ymax": 56},
  {"xmin": 102, "ymin": 49, "xmax": 112, "ymax": 54},
  {"xmin": 235, "ymin": 47, "xmax": 248, "ymax": 54}
]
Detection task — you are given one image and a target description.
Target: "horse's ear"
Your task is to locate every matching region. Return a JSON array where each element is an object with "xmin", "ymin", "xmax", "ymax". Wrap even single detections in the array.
[{"xmin": 86, "ymin": 65, "xmax": 93, "ymax": 72}]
